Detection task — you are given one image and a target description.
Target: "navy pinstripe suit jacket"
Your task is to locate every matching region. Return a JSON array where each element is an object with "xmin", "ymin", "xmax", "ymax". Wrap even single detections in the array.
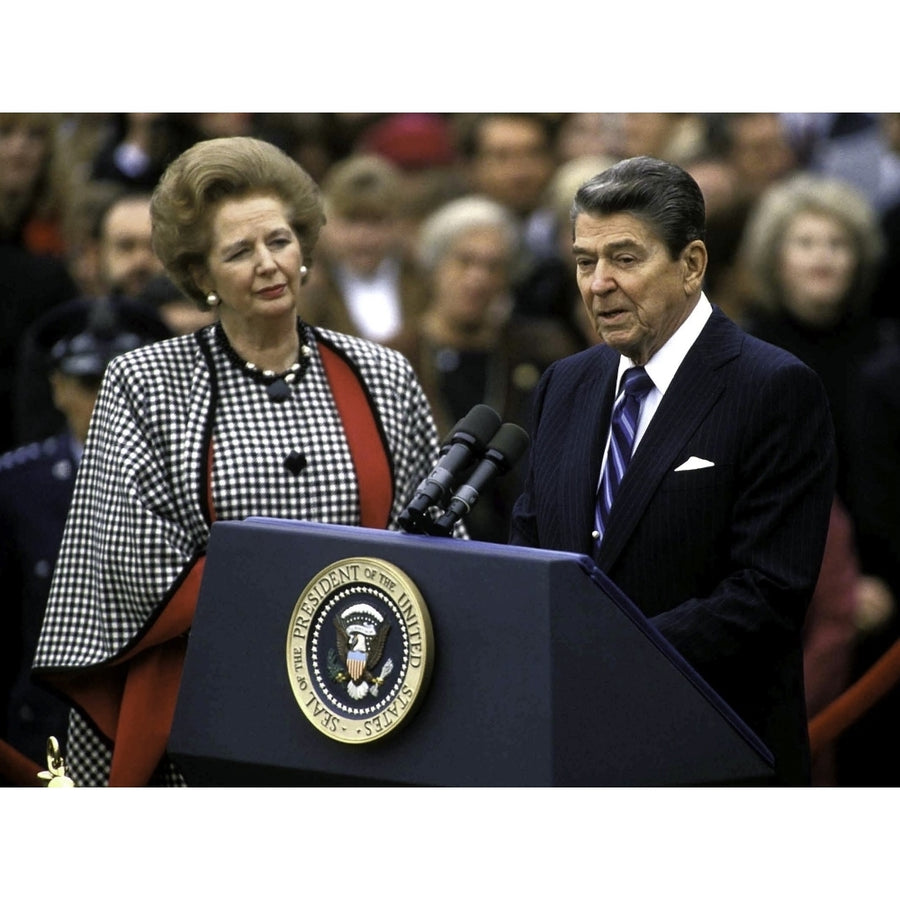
[{"xmin": 510, "ymin": 306, "xmax": 836, "ymax": 785}]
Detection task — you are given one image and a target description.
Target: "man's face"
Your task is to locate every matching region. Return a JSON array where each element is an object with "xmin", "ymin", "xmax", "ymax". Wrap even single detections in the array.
[
  {"xmin": 730, "ymin": 114, "xmax": 795, "ymax": 196},
  {"xmin": 323, "ymin": 211, "xmax": 399, "ymax": 278},
  {"xmin": 100, "ymin": 197, "xmax": 162, "ymax": 297},
  {"xmin": 471, "ymin": 118, "xmax": 554, "ymax": 216},
  {"xmin": 49, "ymin": 370, "xmax": 101, "ymax": 446},
  {"xmin": 573, "ymin": 212, "xmax": 706, "ymax": 365}
]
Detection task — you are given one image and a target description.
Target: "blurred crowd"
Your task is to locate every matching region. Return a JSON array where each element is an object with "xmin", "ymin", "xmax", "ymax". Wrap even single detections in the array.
[{"xmin": 3, "ymin": 110, "xmax": 900, "ymax": 786}]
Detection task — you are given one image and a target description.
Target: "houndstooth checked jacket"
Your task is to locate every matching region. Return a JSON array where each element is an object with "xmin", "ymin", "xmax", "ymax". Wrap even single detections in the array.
[{"xmin": 32, "ymin": 320, "xmax": 447, "ymax": 785}]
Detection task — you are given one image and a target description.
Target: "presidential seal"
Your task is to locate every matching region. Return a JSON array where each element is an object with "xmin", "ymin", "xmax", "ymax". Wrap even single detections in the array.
[{"xmin": 286, "ymin": 557, "xmax": 434, "ymax": 744}]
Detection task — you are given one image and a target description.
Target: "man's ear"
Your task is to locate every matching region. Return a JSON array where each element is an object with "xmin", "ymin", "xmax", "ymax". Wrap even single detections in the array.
[{"xmin": 681, "ymin": 240, "xmax": 708, "ymax": 294}]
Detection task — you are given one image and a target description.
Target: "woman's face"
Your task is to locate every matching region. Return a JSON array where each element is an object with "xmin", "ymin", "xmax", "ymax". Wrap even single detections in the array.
[
  {"xmin": 198, "ymin": 193, "xmax": 303, "ymax": 330},
  {"xmin": 432, "ymin": 226, "xmax": 511, "ymax": 329},
  {"xmin": 778, "ymin": 210, "xmax": 857, "ymax": 326},
  {"xmin": 0, "ymin": 118, "xmax": 49, "ymax": 195}
]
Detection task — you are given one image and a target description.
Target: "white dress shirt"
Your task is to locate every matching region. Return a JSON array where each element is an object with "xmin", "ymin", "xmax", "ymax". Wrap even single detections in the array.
[{"xmin": 600, "ymin": 292, "xmax": 713, "ymax": 475}]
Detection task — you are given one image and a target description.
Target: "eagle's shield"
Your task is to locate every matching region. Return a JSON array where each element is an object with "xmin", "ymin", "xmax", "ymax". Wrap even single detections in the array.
[{"xmin": 347, "ymin": 649, "xmax": 367, "ymax": 682}]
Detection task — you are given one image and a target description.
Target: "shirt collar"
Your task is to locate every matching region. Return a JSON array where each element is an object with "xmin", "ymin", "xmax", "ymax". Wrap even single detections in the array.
[
  {"xmin": 336, "ymin": 256, "xmax": 400, "ymax": 290},
  {"xmin": 617, "ymin": 292, "xmax": 713, "ymax": 394}
]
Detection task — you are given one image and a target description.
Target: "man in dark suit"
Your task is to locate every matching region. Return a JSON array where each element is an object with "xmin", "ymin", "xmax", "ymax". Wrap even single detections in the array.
[{"xmin": 510, "ymin": 156, "xmax": 836, "ymax": 785}]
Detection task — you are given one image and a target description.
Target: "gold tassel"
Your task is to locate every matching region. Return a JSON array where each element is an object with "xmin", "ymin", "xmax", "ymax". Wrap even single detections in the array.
[{"xmin": 37, "ymin": 736, "xmax": 75, "ymax": 787}]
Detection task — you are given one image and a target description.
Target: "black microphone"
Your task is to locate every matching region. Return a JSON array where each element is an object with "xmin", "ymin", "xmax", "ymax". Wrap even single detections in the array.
[
  {"xmin": 431, "ymin": 421, "xmax": 531, "ymax": 536},
  {"xmin": 399, "ymin": 404, "xmax": 502, "ymax": 533}
]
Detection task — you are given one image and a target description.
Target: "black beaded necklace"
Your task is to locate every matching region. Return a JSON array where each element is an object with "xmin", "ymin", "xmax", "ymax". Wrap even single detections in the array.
[{"xmin": 215, "ymin": 320, "xmax": 312, "ymax": 402}]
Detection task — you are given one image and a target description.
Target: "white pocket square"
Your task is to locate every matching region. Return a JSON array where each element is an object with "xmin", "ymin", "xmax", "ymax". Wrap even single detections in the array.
[{"xmin": 674, "ymin": 456, "xmax": 715, "ymax": 472}]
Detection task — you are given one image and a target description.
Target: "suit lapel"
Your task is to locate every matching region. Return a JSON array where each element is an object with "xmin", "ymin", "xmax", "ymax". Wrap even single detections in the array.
[
  {"xmin": 594, "ymin": 308, "xmax": 742, "ymax": 569},
  {"xmin": 559, "ymin": 348, "xmax": 617, "ymax": 552}
]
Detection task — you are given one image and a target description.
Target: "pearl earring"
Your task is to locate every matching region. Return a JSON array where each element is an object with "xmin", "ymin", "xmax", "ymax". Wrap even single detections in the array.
[
  {"xmin": 206, "ymin": 291, "xmax": 221, "ymax": 308},
  {"xmin": 300, "ymin": 265, "xmax": 309, "ymax": 284}
]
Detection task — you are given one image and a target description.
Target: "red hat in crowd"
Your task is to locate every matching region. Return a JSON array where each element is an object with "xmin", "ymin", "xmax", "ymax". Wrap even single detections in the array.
[{"xmin": 358, "ymin": 114, "xmax": 456, "ymax": 170}]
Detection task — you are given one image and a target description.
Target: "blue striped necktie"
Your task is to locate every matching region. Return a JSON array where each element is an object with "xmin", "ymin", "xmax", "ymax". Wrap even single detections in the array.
[{"xmin": 594, "ymin": 366, "xmax": 654, "ymax": 545}]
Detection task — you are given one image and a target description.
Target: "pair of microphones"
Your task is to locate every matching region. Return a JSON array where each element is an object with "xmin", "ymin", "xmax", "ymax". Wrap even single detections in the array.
[{"xmin": 398, "ymin": 404, "xmax": 530, "ymax": 538}]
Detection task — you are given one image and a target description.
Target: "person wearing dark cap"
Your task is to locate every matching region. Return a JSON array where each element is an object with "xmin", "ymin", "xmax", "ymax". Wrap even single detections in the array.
[
  {"xmin": 12, "ymin": 294, "xmax": 173, "ymax": 446},
  {"xmin": 0, "ymin": 298, "xmax": 171, "ymax": 781}
]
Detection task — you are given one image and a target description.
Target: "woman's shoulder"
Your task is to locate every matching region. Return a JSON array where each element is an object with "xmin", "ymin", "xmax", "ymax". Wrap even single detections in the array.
[
  {"xmin": 312, "ymin": 326, "xmax": 414, "ymax": 377},
  {"xmin": 101, "ymin": 330, "xmax": 212, "ymax": 407},
  {"xmin": 106, "ymin": 329, "xmax": 208, "ymax": 377}
]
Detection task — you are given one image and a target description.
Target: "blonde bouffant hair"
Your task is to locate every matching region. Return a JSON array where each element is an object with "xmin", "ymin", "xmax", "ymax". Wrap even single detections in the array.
[
  {"xmin": 739, "ymin": 173, "xmax": 885, "ymax": 315},
  {"xmin": 150, "ymin": 136, "xmax": 325, "ymax": 309}
]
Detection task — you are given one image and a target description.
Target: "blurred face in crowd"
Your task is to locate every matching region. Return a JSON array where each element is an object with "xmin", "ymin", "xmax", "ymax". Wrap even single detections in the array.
[
  {"xmin": 197, "ymin": 192, "xmax": 303, "ymax": 332},
  {"xmin": 881, "ymin": 113, "xmax": 900, "ymax": 154},
  {"xmin": 471, "ymin": 117, "xmax": 554, "ymax": 217},
  {"xmin": 686, "ymin": 157, "xmax": 740, "ymax": 221},
  {"xmin": 195, "ymin": 112, "xmax": 253, "ymax": 138},
  {"xmin": 729, "ymin": 113, "xmax": 796, "ymax": 197},
  {"xmin": 621, "ymin": 113, "xmax": 679, "ymax": 158},
  {"xmin": 778, "ymin": 210, "xmax": 856, "ymax": 327},
  {"xmin": 574, "ymin": 211, "xmax": 706, "ymax": 366},
  {"xmin": 555, "ymin": 113, "xmax": 618, "ymax": 162},
  {"xmin": 49, "ymin": 372, "xmax": 101, "ymax": 446},
  {"xmin": 0, "ymin": 115, "xmax": 50, "ymax": 195},
  {"xmin": 100, "ymin": 196, "xmax": 163, "ymax": 297},
  {"xmin": 432, "ymin": 226, "xmax": 512, "ymax": 331},
  {"xmin": 323, "ymin": 210, "xmax": 399, "ymax": 278}
]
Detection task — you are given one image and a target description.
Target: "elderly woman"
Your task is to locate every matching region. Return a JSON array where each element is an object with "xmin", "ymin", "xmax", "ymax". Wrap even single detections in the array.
[
  {"xmin": 389, "ymin": 194, "xmax": 581, "ymax": 543},
  {"xmin": 739, "ymin": 173, "xmax": 886, "ymax": 502},
  {"xmin": 33, "ymin": 137, "xmax": 448, "ymax": 786},
  {"xmin": 739, "ymin": 172, "xmax": 892, "ymax": 785},
  {"xmin": 0, "ymin": 111, "xmax": 65, "ymax": 253},
  {"xmin": 0, "ymin": 113, "xmax": 78, "ymax": 454}
]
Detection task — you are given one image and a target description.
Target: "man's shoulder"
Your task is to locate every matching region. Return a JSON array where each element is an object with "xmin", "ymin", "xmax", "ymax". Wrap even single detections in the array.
[
  {"xmin": 542, "ymin": 342, "xmax": 617, "ymax": 388},
  {"xmin": 0, "ymin": 436, "xmax": 67, "ymax": 474},
  {"xmin": 0, "ymin": 436, "xmax": 73, "ymax": 501},
  {"xmin": 705, "ymin": 307, "xmax": 815, "ymax": 374},
  {"xmin": 552, "ymin": 341, "xmax": 616, "ymax": 371},
  {"xmin": 737, "ymin": 327, "xmax": 819, "ymax": 376},
  {"xmin": 524, "ymin": 343, "xmax": 616, "ymax": 417}
]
